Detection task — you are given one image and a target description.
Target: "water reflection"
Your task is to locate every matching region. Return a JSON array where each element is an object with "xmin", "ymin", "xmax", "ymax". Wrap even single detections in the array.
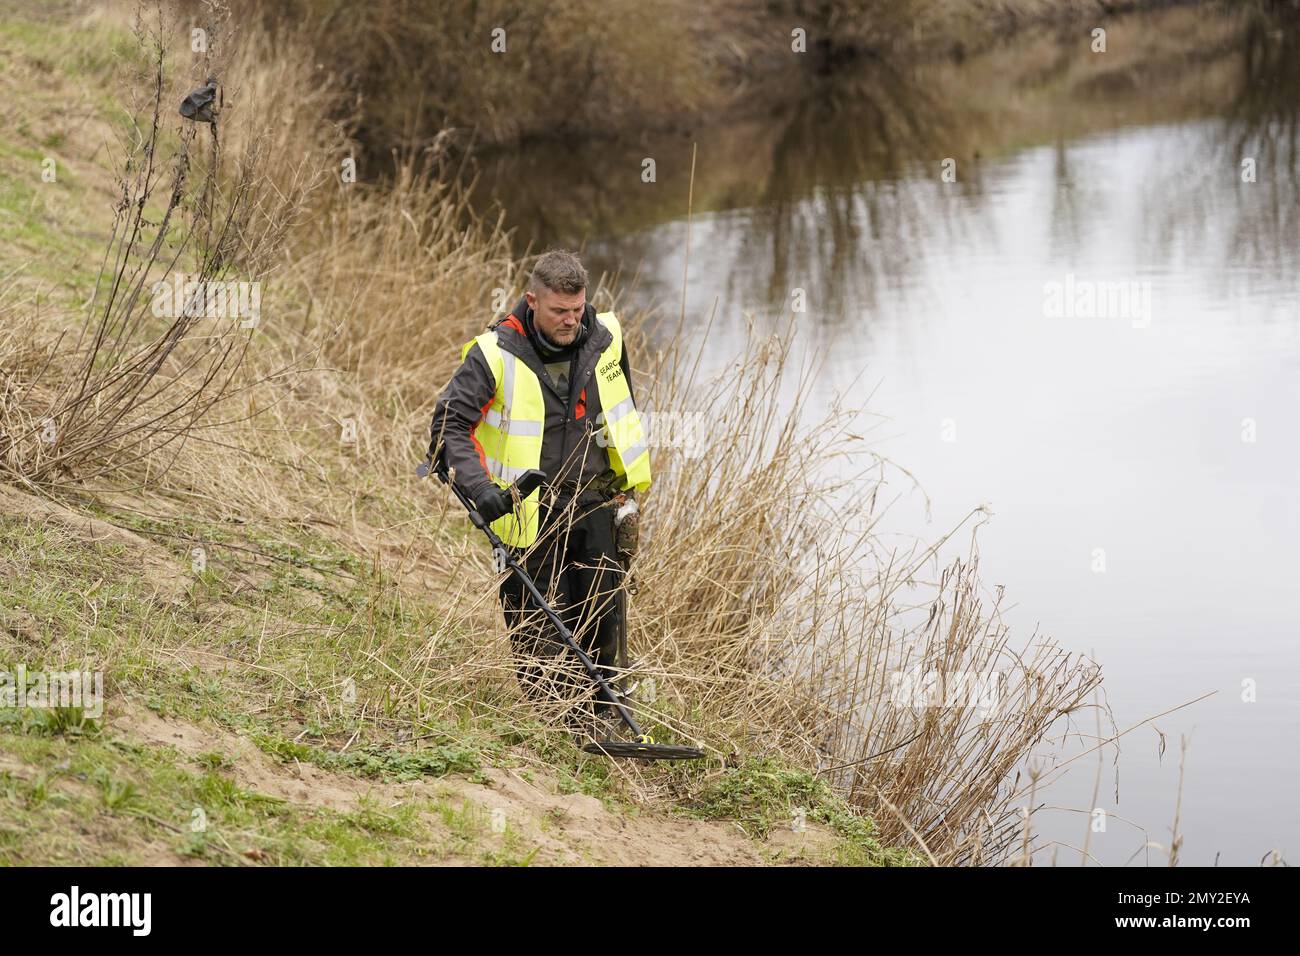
[{"xmin": 470, "ymin": 4, "xmax": 1300, "ymax": 327}]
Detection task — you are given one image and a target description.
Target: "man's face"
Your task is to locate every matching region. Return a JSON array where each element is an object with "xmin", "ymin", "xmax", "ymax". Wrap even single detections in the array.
[{"xmin": 526, "ymin": 286, "xmax": 585, "ymax": 346}]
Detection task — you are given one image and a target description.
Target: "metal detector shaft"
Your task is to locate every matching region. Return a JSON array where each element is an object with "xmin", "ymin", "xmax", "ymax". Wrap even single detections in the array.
[{"xmin": 435, "ymin": 462, "xmax": 645, "ymax": 739}]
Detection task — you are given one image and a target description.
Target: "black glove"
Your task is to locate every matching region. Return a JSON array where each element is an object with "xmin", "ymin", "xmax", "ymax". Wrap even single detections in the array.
[{"xmin": 472, "ymin": 484, "xmax": 514, "ymax": 522}]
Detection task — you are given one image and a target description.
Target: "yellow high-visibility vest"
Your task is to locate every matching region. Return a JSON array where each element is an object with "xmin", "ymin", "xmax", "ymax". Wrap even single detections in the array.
[{"xmin": 461, "ymin": 311, "xmax": 652, "ymax": 547}]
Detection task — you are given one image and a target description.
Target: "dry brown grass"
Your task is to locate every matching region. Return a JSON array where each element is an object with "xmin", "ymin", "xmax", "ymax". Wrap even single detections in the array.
[
  {"xmin": 222, "ymin": 0, "xmax": 715, "ymax": 150},
  {"xmin": 275, "ymin": 160, "xmax": 520, "ymax": 379},
  {"xmin": 0, "ymin": 8, "xmax": 315, "ymax": 492}
]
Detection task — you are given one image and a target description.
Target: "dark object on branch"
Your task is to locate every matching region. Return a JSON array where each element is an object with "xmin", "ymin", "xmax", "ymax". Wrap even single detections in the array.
[{"xmin": 180, "ymin": 75, "xmax": 222, "ymax": 125}]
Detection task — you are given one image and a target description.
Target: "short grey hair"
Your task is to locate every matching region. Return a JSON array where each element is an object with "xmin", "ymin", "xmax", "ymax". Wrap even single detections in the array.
[{"xmin": 529, "ymin": 250, "xmax": 588, "ymax": 295}]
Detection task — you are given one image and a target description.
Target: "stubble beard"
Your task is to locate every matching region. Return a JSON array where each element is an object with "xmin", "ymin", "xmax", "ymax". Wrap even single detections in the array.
[{"xmin": 545, "ymin": 325, "xmax": 577, "ymax": 347}]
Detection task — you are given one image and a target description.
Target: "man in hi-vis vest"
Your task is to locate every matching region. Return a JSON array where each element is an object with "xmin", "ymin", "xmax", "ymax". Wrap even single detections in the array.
[{"xmin": 428, "ymin": 251, "xmax": 652, "ymax": 738}]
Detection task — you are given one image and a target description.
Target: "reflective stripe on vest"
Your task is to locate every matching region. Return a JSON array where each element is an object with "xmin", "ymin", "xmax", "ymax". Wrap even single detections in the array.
[{"xmin": 461, "ymin": 311, "xmax": 652, "ymax": 548}]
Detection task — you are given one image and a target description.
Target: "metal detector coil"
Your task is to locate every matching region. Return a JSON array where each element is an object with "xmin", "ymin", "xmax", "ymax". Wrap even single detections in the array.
[{"xmin": 582, "ymin": 738, "xmax": 705, "ymax": 761}]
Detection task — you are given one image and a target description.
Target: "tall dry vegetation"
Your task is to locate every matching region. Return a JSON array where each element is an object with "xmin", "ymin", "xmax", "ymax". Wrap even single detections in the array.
[
  {"xmin": 218, "ymin": 0, "xmax": 713, "ymax": 149},
  {"xmin": 0, "ymin": 9, "xmax": 318, "ymax": 492},
  {"xmin": 204, "ymin": 0, "xmax": 1132, "ymax": 159},
  {"xmin": 597, "ymin": 320, "xmax": 1102, "ymax": 864},
  {"xmin": 0, "ymin": 1, "xmax": 1104, "ymax": 865}
]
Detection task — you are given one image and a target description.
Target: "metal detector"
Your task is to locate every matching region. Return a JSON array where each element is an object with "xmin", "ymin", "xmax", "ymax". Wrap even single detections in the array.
[{"xmin": 420, "ymin": 456, "xmax": 703, "ymax": 761}]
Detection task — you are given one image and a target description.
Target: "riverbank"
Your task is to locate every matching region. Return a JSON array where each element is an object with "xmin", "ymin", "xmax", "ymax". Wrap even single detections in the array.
[{"xmin": 220, "ymin": 0, "xmax": 1220, "ymax": 157}]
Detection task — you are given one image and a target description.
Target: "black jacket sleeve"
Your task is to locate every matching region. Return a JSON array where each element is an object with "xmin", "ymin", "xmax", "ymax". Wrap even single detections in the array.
[
  {"xmin": 429, "ymin": 342, "xmax": 497, "ymax": 500},
  {"xmin": 619, "ymin": 336, "xmax": 636, "ymax": 406}
]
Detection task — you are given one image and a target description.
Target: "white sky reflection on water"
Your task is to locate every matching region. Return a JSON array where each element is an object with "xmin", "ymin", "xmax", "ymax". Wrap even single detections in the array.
[{"xmin": 614, "ymin": 121, "xmax": 1299, "ymax": 865}]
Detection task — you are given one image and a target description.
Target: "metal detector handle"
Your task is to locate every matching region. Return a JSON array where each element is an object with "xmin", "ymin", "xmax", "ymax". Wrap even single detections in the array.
[
  {"xmin": 469, "ymin": 468, "xmax": 547, "ymax": 529},
  {"xmin": 462, "ymin": 468, "xmax": 547, "ymax": 513},
  {"xmin": 419, "ymin": 454, "xmax": 547, "ymax": 523},
  {"xmin": 422, "ymin": 452, "xmax": 647, "ymax": 740}
]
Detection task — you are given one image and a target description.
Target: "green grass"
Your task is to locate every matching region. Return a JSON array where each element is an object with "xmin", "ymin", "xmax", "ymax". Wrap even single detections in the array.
[
  {"xmin": 0, "ymin": 505, "xmax": 638, "ymax": 861},
  {"xmin": 0, "ymin": 15, "xmax": 142, "ymax": 80},
  {"xmin": 0, "ymin": 724, "xmax": 522, "ymax": 865},
  {"xmin": 0, "ymin": 676, "xmax": 546, "ymax": 866},
  {"xmin": 252, "ymin": 733, "xmax": 484, "ymax": 782},
  {"xmin": 0, "ymin": 8, "xmax": 216, "ymax": 304},
  {"xmin": 0, "ymin": 504, "xmax": 912, "ymax": 865},
  {"xmin": 681, "ymin": 756, "xmax": 921, "ymax": 866}
]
